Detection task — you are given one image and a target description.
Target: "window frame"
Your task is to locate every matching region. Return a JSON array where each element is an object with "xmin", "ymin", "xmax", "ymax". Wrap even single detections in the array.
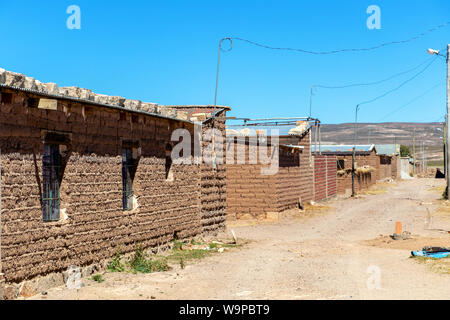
[{"xmin": 42, "ymin": 144, "xmax": 63, "ymax": 222}]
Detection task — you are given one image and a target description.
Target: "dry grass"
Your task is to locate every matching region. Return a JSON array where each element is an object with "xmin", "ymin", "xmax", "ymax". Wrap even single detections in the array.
[
  {"xmin": 356, "ymin": 166, "xmax": 375, "ymax": 174},
  {"xmin": 303, "ymin": 203, "xmax": 333, "ymax": 212},
  {"xmin": 413, "ymin": 256, "xmax": 450, "ymax": 275},
  {"xmin": 360, "ymin": 189, "xmax": 387, "ymax": 195},
  {"xmin": 429, "ymin": 186, "xmax": 445, "ymax": 193},
  {"xmin": 433, "ymin": 201, "xmax": 450, "ymax": 218},
  {"xmin": 359, "ymin": 182, "xmax": 393, "ymax": 196}
]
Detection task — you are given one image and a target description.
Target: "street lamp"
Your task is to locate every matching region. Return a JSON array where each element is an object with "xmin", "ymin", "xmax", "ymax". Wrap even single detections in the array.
[{"xmin": 428, "ymin": 45, "xmax": 450, "ymax": 197}]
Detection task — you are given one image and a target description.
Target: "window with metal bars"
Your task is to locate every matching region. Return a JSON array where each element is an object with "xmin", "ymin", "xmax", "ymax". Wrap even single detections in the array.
[
  {"xmin": 42, "ymin": 144, "xmax": 63, "ymax": 222},
  {"xmin": 122, "ymin": 148, "xmax": 138, "ymax": 210}
]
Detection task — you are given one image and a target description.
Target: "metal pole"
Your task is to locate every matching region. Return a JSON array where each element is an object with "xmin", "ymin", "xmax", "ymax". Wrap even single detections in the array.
[
  {"xmin": 424, "ymin": 144, "xmax": 427, "ymax": 172},
  {"xmin": 314, "ymin": 121, "xmax": 318, "ymax": 155},
  {"xmin": 352, "ymin": 104, "xmax": 360, "ymax": 197},
  {"xmin": 212, "ymin": 37, "xmax": 232, "ymax": 169},
  {"xmin": 318, "ymin": 123, "xmax": 322, "ymax": 155},
  {"xmin": 446, "ymin": 45, "xmax": 450, "ymax": 197},
  {"xmin": 423, "ymin": 141, "xmax": 425, "ymax": 173},
  {"xmin": 413, "ymin": 128, "xmax": 416, "ymax": 175},
  {"xmin": 444, "ymin": 119, "xmax": 447, "ymax": 180},
  {"xmin": 309, "ymin": 85, "xmax": 315, "ymax": 118}
]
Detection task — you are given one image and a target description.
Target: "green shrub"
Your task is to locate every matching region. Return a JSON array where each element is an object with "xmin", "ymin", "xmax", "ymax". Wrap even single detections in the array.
[
  {"xmin": 91, "ymin": 274, "xmax": 104, "ymax": 283},
  {"xmin": 107, "ymin": 252, "xmax": 125, "ymax": 272},
  {"xmin": 129, "ymin": 246, "xmax": 171, "ymax": 273}
]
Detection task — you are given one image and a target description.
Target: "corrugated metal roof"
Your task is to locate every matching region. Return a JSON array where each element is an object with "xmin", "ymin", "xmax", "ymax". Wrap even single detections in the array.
[
  {"xmin": 374, "ymin": 144, "xmax": 400, "ymax": 156},
  {"xmin": 311, "ymin": 144, "xmax": 375, "ymax": 153}
]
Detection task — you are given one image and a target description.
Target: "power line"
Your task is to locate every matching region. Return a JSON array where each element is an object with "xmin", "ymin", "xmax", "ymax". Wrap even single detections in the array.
[
  {"xmin": 357, "ymin": 57, "xmax": 438, "ymax": 107},
  {"xmin": 377, "ymin": 82, "xmax": 444, "ymax": 121},
  {"xmin": 231, "ymin": 21, "xmax": 450, "ymax": 55},
  {"xmin": 313, "ymin": 57, "xmax": 435, "ymax": 89}
]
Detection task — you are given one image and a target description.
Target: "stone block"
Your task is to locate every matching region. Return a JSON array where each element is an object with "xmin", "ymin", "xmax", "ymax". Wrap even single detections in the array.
[{"xmin": 5, "ymin": 71, "xmax": 25, "ymax": 87}]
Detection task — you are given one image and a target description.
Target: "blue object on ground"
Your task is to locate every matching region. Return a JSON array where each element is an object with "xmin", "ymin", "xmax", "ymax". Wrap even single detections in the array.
[{"xmin": 411, "ymin": 250, "xmax": 450, "ymax": 258}]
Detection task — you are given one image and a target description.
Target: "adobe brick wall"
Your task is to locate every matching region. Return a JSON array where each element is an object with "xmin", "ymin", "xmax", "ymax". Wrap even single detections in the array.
[
  {"xmin": 335, "ymin": 151, "xmax": 378, "ymax": 195},
  {"xmin": 226, "ymin": 163, "xmax": 278, "ymax": 219},
  {"xmin": 313, "ymin": 155, "xmax": 337, "ymax": 201},
  {"xmin": 391, "ymin": 156, "xmax": 400, "ymax": 179},
  {"xmin": 199, "ymin": 110, "xmax": 227, "ymax": 234},
  {"xmin": 226, "ymin": 130, "xmax": 313, "ymax": 219},
  {"xmin": 377, "ymin": 155, "xmax": 393, "ymax": 181},
  {"xmin": 0, "ymin": 88, "xmax": 225, "ymax": 290}
]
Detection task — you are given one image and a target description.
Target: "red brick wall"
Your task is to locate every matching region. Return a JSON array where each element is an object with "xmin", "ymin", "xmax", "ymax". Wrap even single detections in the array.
[{"xmin": 313, "ymin": 155, "xmax": 337, "ymax": 201}]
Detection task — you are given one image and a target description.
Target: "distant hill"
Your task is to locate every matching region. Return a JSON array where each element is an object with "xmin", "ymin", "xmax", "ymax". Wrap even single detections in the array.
[{"xmin": 311, "ymin": 122, "xmax": 445, "ymax": 163}]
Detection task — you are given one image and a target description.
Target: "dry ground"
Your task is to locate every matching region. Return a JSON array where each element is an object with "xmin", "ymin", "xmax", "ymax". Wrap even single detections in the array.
[{"xmin": 29, "ymin": 178, "xmax": 450, "ymax": 300}]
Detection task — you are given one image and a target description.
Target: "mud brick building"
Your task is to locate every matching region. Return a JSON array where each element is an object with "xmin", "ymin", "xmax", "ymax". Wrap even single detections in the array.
[
  {"xmin": 0, "ymin": 69, "xmax": 228, "ymax": 299},
  {"xmin": 314, "ymin": 144, "xmax": 399, "ymax": 196},
  {"xmin": 226, "ymin": 128, "xmax": 313, "ymax": 219},
  {"xmin": 375, "ymin": 144, "xmax": 400, "ymax": 180},
  {"xmin": 314, "ymin": 145, "xmax": 379, "ymax": 195},
  {"xmin": 312, "ymin": 154, "xmax": 337, "ymax": 201}
]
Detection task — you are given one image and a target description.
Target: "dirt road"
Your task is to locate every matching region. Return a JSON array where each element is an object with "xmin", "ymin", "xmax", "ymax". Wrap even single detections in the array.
[{"xmin": 30, "ymin": 178, "xmax": 450, "ymax": 300}]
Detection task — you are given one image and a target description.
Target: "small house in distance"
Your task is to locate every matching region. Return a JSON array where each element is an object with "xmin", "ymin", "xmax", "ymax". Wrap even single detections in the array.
[
  {"xmin": 312, "ymin": 145, "xmax": 378, "ymax": 196},
  {"xmin": 374, "ymin": 144, "xmax": 401, "ymax": 180}
]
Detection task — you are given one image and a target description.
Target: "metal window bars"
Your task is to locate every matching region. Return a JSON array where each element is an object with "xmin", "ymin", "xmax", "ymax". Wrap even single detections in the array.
[
  {"xmin": 122, "ymin": 148, "xmax": 135, "ymax": 211},
  {"xmin": 42, "ymin": 144, "xmax": 62, "ymax": 222}
]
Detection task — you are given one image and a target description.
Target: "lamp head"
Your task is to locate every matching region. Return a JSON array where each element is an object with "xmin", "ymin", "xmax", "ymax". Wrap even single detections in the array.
[{"xmin": 427, "ymin": 48, "xmax": 440, "ymax": 55}]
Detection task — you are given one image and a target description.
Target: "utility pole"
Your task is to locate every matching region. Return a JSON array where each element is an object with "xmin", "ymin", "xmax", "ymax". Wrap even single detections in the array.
[
  {"xmin": 430, "ymin": 45, "xmax": 450, "ymax": 196},
  {"xmin": 309, "ymin": 85, "xmax": 315, "ymax": 119},
  {"xmin": 422, "ymin": 141, "xmax": 425, "ymax": 173},
  {"xmin": 445, "ymin": 119, "xmax": 447, "ymax": 179},
  {"xmin": 446, "ymin": 45, "xmax": 450, "ymax": 197},
  {"xmin": 424, "ymin": 143, "xmax": 427, "ymax": 172},
  {"xmin": 352, "ymin": 104, "xmax": 360, "ymax": 197},
  {"xmin": 413, "ymin": 128, "xmax": 416, "ymax": 175}
]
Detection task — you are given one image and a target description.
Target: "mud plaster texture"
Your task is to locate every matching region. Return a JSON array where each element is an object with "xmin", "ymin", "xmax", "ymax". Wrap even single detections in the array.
[
  {"xmin": 0, "ymin": 88, "xmax": 227, "ymax": 299},
  {"xmin": 226, "ymin": 131, "xmax": 314, "ymax": 219}
]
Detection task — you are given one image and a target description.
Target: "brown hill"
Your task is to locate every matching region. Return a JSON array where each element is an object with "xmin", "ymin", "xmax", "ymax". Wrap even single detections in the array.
[{"xmin": 311, "ymin": 122, "xmax": 445, "ymax": 164}]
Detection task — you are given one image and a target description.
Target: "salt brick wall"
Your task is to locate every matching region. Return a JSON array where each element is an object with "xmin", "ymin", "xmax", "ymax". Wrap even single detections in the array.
[{"xmin": 0, "ymin": 89, "xmax": 224, "ymax": 284}]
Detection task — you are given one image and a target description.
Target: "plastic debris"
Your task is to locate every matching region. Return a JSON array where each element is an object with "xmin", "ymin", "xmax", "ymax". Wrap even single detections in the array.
[{"xmin": 411, "ymin": 247, "xmax": 450, "ymax": 258}]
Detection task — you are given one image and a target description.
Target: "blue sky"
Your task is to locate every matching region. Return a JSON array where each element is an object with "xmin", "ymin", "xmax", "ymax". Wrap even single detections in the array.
[{"xmin": 0, "ymin": 0, "xmax": 448, "ymax": 124}]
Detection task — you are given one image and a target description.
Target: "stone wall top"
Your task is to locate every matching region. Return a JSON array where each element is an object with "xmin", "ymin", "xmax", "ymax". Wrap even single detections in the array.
[{"xmin": 0, "ymin": 68, "xmax": 229, "ymax": 122}]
